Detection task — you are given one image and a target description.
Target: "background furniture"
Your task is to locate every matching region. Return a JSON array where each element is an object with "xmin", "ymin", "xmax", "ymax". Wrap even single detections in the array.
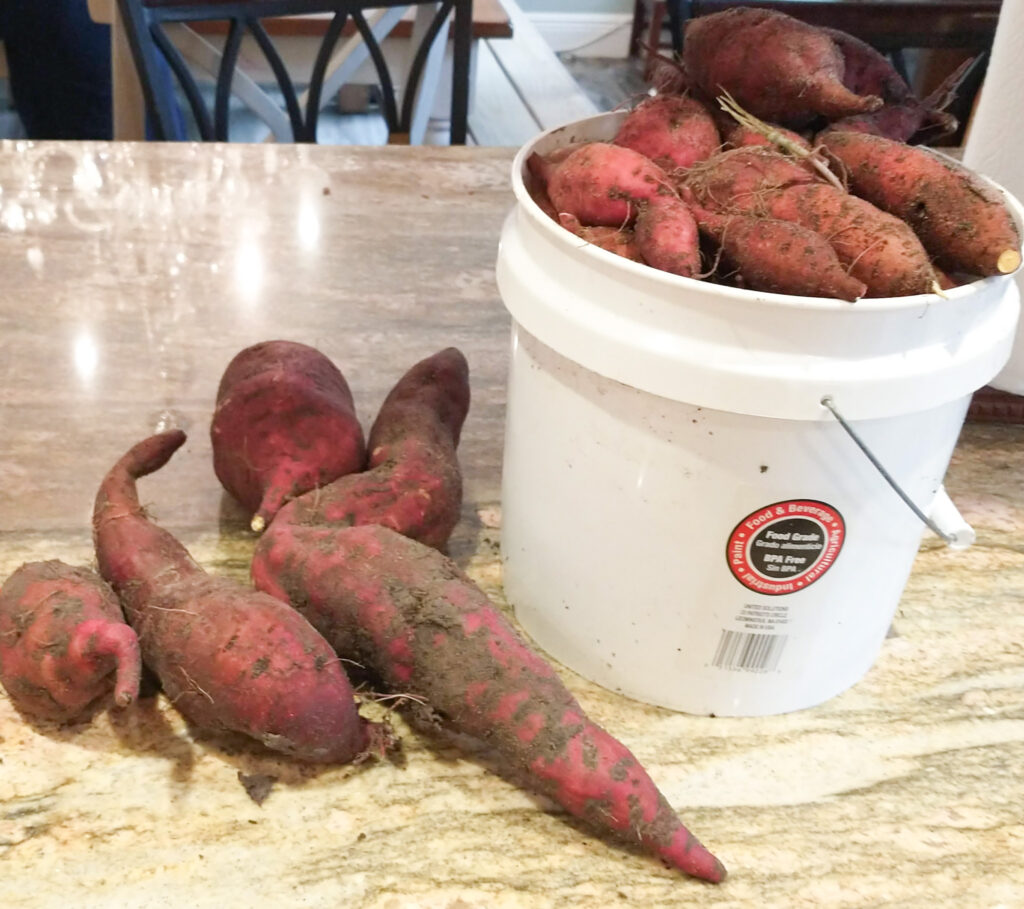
[
  {"xmin": 92, "ymin": 0, "xmax": 518, "ymax": 142},
  {"xmin": 114, "ymin": 0, "xmax": 473, "ymax": 143}
]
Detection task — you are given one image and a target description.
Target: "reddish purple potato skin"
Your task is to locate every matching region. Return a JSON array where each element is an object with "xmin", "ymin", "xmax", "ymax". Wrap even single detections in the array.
[
  {"xmin": 0, "ymin": 560, "xmax": 142, "ymax": 723},
  {"xmin": 211, "ymin": 340, "xmax": 367, "ymax": 532}
]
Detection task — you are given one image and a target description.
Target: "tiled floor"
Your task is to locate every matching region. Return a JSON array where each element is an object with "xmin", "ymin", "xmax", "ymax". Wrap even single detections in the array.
[{"xmin": 557, "ymin": 53, "xmax": 650, "ymax": 113}]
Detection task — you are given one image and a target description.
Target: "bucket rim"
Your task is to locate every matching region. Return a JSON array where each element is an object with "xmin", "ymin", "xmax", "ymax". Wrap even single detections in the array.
[{"xmin": 511, "ymin": 112, "xmax": 1024, "ymax": 313}]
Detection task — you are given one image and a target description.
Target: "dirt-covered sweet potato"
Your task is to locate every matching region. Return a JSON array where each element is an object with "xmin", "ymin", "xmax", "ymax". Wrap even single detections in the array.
[
  {"xmin": 634, "ymin": 193, "xmax": 701, "ymax": 277},
  {"xmin": 698, "ymin": 211, "xmax": 867, "ymax": 300},
  {"xmin": 613, "ymin": 94, "xmax": 721, "ymax": 171},
  {"xmin": 682, "ymin": 148, "xmax": 935, "ymax": 296},
  {"xmin": 0, "ymin": 560, "xmax": 141, "ymax": 722},
  {"xmin": 818, "ymin": 130, "xmax": 1023, "ymax": 276},
  {"xmin": 682, "ymin": 8, "xmax": 882, "ymax": 126},
  {"xmin": 251, "ymin": 521, "xmax": 726, "ymax": 884},
  {"xmin": 558, "ymin": 213, "xmax": 643, "ymax": 262},
  {"xmin": 762, "ymin": 183, "xmax": 938, "ymax": 296},
  {"xmin": 528, "ymin": 142, "xmax": 671, "ymax": 227},
  {"xmin": 271, "ymin": 348, "xmax": 470, "ymax": 551},
  {"xmin": 681, "ymin": 146, "xmax": 821, "ymax": 210},
  {"xmin": 211, "ymin": 340, "xmax": 366, "ymax": 533},
  {"xmin": 93, "ymin": 430, "xmax": 387, "ymax": 763}
]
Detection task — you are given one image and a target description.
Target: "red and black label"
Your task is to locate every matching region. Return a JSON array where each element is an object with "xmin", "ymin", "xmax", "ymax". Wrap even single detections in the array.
[{"xmin": 726, "ymin": 500, "xmax": 845, "ymax": 596}]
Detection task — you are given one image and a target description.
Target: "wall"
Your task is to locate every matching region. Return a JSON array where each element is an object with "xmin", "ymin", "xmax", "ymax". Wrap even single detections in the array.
[
  {"xmin": 517, "ymin": 0, "xmax": 631, "ymax": 11},
  {"xmin": 513, "ymin": 0, "xmax": 634, "ymax": 56}
]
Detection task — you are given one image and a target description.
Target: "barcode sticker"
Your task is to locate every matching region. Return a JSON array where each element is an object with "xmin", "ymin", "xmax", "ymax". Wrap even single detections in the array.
[{"xmin": 712, "ymin": 629, "xmax": 787, "ymax": 673}]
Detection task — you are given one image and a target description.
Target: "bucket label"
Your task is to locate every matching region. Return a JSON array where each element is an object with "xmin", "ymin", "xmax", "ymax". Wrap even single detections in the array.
[{"xmin": 726, "ymin": 500, "xmax": 845, "ymax": 595}]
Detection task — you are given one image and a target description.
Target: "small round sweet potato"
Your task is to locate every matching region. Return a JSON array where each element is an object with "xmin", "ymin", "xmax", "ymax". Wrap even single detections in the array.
[
  {"xmin": 0, "ymin": 560, "xmax": 141, "ymax": 722},
  {"xmin": 614, "ymin": 94, "xmax": 721, "ymax": 171},
  {"xmin": 540, "ymin": 142, "xmax": 671, "ymax": 227},
  {"xmin": 211, "ymin": 340, "xmax": 366, "ymax": 532}
]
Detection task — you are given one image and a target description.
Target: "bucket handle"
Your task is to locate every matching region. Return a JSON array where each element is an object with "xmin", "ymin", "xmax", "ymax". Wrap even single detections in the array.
[{"xmin": 820, "ymin": 396, "xmax": 975, "ymax": 550}]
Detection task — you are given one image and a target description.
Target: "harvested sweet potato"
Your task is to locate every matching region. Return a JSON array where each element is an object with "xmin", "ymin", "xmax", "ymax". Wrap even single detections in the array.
[
  {"xmin": 271, "ymin": 348, "xmax": 470, "ymax": 551},
  {"xmin": 683, "ymin": 148, "xmax": 935, "ymax": 296},
  {"xmin": 634, "ymin": 194, "xmax": 701, "ymax": 277},
  {"xmin": 613, "ymin": 94, "xmax": 720, "ymax": 171},
  {"xmin": 682, "ymin": 8, "xmax": 882, "ymax": 125},
  {"xmin": 211, "ymin": 340, "xmax": 366, "ymax": 533},
  {"xmin": 723, "ymin": 121, "xmax": 812, "ymax": 154},
  {"xmin": 529, "ymin": 142, "xmax": 671, "ymax": 227},
  {"xmin": 0, "ymin": 560, "xmax": 141, "ymax": 722},
  {"xmin": 558, "ymin": 213, "xmax": 643, "ymax": 262},
  {"xmin": 818, "ymin": 130, "xmax": 1023, "ymax": 276},
  {"xmin": 681, "ymin": 146, "xmax": 820, "ymax": 209},
  {"xmin": 762, "ymin": 183, "xmax": 938, "ymax": 296},
  {"xmin": 698, "ymin": 211, "xmax": 866, "ymax": 300},
  {"xmin": 93, "ymin": 430, "xmax": 386, "ymax": 763},
  {"xmin": 251, "ymin": 521, "xmax": 726, "ymax": 883},
  {"xmin": 824, "ymin": 28, "xmax": 957, "ymax": 142}
]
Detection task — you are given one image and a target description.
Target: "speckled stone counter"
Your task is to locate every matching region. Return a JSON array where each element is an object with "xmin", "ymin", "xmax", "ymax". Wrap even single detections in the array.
[{"xmin": 1, "ymin": 141, "xmax": 1022, "ymax": 908}]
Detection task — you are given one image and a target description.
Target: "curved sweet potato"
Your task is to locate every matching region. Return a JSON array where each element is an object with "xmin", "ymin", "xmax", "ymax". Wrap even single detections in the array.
[
  {"xmin": 271, "ymin": 348, "xmax": 470, "ymax": 551},
  {"xmin": 93, "ymin": 430, "xmax": 386, "ymax": 763},
  {"xmin": 211, "ymin": 340, "xmax": 366, "ymax": 532},
  {"xmin": 0, "ymin": 560, "xmax": 141, "ymax": 722},
  {"xmin": 251, "ymin": 521, "xmax": 726, "ymax": 884},
  {"xmin": 682, "ymin": 8, "xmax": 882, "ymax": 125}
]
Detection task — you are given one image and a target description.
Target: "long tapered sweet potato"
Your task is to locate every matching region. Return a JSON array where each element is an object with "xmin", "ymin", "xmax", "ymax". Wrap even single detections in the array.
[
  {"xmin": 682, "ymin": 8, "xmax": 882, "ymax": 125},
  {"xmin": 211, "ymin": 340, "xmax": 366, "ymax": 533},
  {"xmin": 251, "ymin": 521, "xmax": 726, "ymax": 883},
  {"xmin": 0, "ymin": 560, "xmax": 141, "ymax": 722},
  {"xmin": 270, "ymin": 348, "xmax": 470, "ymax": 550},
  {"xmin": 93, "ymin": 430, "xmax": 385, "ymax": 763},
  {"xmin": 762, "ymin": 183, "xmax": 937, "ymax": 296},
  {"xmin": 698, "ymin": 212, "xmax": 866, "ymax": 300},
  {"xmin": 818, "ymin": 130, "xmax": 1023, "ymax": 276}
]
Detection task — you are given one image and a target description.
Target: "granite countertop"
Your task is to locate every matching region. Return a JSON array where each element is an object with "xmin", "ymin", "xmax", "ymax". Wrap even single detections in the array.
[{"xmin": 0, "ymin": 140, "xmax": 1022, "ymax": 908}]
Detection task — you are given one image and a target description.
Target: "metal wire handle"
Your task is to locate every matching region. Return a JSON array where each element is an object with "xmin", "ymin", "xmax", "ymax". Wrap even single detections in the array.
[{"xmin": 820, "ymin": 395, "xmax": 955, "ymax": 544}]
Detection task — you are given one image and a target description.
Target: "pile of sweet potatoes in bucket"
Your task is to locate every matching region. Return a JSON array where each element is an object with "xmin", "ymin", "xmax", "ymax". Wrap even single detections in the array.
[
  {"xmin": 528, "ymin": 7, "xmax": 1022, "ymax": 301},
  {"xmin": 0, "ymin": 340, "xmax": 726, "ymax": 883}
]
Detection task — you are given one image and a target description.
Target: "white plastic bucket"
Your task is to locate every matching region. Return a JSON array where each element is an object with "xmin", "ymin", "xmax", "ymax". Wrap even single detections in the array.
[{"xmin": 494, "ymin": 112, "xmax": 1023, "ymax": 717}]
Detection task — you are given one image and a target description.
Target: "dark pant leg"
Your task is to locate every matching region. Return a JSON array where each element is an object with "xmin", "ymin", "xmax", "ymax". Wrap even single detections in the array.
[{"xmin": 0, "ymin": 1, "xmax": 113, "ymax": 140}]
